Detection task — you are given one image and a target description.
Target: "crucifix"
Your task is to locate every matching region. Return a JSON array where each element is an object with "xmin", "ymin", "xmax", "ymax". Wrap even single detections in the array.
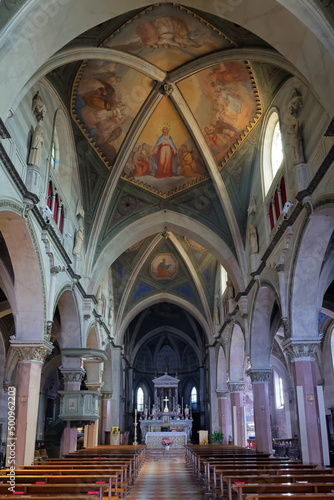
[{"xmin": 163, "ymin": 395, "xmax": 169, "ymax": 412}]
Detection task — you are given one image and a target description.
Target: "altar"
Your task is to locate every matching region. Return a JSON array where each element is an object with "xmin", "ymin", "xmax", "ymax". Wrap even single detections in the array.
[
  {"xmin": 140, "ymin": 417, "xmax": 192, "ymax": 442},
  {"xmin": 145, "ymin": 431, "xmax": 187, "ymax": 449}
]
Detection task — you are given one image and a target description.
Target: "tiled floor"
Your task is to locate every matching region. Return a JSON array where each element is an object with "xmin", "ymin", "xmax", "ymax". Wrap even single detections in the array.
[{"xmin": 125, "ymin": 451, "xmax": 206, "ymax": 499}]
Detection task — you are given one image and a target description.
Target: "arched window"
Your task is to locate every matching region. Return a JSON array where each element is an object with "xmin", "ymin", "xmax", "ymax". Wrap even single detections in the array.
[
  {"xmin": 263, "ymin": 110, "xmax": 283, "ymax": 195},
  {"xmin": 274, "ymin": 370, "xmax": 284, "ymax": 409},
  {"xmin": 190, "ymin": 386, "xmax": 198, "ymax": 410},
  {"xmin": 137, "ymin": 387, "xmax": 144, "ymax": 412}
]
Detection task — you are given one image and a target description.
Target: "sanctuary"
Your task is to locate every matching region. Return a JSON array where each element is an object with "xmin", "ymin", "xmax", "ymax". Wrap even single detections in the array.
[{"xmin": 139, "ymin": 373, "xmax": 193, "ymax": 444}]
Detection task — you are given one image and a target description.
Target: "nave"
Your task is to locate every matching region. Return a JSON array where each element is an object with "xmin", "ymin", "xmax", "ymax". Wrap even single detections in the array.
[{"xmin": 124, "ymin": 451, "xmax": 206, "ymax": 500}]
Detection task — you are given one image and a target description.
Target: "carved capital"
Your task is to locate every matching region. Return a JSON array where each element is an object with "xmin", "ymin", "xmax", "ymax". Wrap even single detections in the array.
[
  {"xmin": 216, "ymin": 390, "xmax": 229, "ymax": 399},
  {"xmin": 283, "ymin": 338, "xmax": 321, "ymax": 362},
  {"xmin": 60, "ymin": 367, "xmax": 86, "ymax": 384},
  {"xmin": 228, "ymin": 381, "xmax": 245, "ymax": 393},
  {"xmin": 86, "ymin": 382, "xmax": 104, "ymax": 392},
  {"xmin": 247, "ymin": 368, "xmax": 272, "ymax": 384},
  {"xmin": 101, "ymin": 391, "xmax": 113, "ymax": 400},
  {"xmin": 10, "ymin": 340, "xmax": 53, "ymax": 363}
]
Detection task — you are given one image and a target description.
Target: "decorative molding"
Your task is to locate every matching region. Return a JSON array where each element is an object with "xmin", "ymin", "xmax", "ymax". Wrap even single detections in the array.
[
  {"xmin": 283, "ymin": 338, "xmax": 321, "ymax": 361},
  {"xmin": 247, "ymin": 368, "xmax": 272, "ymax": 384},
  {"xmin": 227, "ymin": 381, "xmax": 245, "ymax": 393},
  {"xmin": 10, "ymin": 340, "xmax": 53, "ymax": 363},
  {"xmin": 0, "ymin": 118, "xmax": 11, "ymax": 139},
  {"xmin": 86, "ymin": 383, "xmax": 104, "ymax": 392}
]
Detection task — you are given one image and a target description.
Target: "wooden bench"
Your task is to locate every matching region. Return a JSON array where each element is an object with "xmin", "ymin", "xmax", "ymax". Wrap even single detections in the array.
[
  {"xmin": 232, "ymin": 481, "xmax": 334, "ymax": 500},
  {"xmin": 0, "ymin": 482, "xmax": 107, "ymax": 499}
]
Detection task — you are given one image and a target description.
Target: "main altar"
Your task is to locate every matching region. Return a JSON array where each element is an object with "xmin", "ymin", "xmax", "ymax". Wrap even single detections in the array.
[{"xmin": 139, "ymin": 373, "xmax": 193, "ymax": 446}]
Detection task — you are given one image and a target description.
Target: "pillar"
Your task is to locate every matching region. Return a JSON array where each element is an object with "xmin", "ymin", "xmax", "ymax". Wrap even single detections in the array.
[
  {"xmin": 110, "ymin": 348, "xmax": 122, "ymax": 428},
  {"xmin": 59, "ymin": 366, "xmax": 85, "ymax": 456},
  {"xmin": 85, "ymin": 382, "xmax": 103, "ymax": 447},
  {"xmin": 101, "ymin": 392, "xmax": 113, "ymax": 445},
  {"xmin": 284, "ymin": 338, "xmax": 329, "ymax": 465},
  {"xmin": 216, "ymin": 390, "xmax": 231, "ymax": 444},
  {"xmin": 10, "ymin": 340, "xmax": 53, "ymax": 465},
  {"xmin": 228, "ymin": 381, "xmax": 246, "ymax": 446},
  {"xmin": 248, "ymin": 369, "xmax": 272, "ymax": 454}
]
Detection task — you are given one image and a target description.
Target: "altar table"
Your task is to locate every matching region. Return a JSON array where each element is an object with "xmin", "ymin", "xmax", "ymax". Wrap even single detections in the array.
[{"xmin": 145, "ymin": 431, "xmax": 187, "ymax": 449}]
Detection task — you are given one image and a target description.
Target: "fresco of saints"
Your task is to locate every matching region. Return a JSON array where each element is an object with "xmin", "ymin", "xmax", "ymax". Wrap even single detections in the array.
[
  {"xmin": 132, "ymin": 143, "xmax": 151, "ymax": 177},
  {"xmin": 157, "ymin": 258, "xmax": 171, "ymax": 277},
  {"xmin": 179, "ymin": 144, "xmax": 201, "ymax": 178},
  {"xmin": 152, "ymin": 126, "xmax": 178, "ymax": 178}
]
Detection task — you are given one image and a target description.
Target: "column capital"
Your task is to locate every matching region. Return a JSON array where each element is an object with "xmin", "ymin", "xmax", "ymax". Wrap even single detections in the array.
[
  {"xmin": 216, "ymin": 389, "xmax": 229, "ymax": 399},
  {"xmin": 60, "ymin": 367, "xmax": 86, "ymax": 384},
  {"xmin": 86, "ymin": 382, "xmax": 104, "ymax": 392},
  {"xmin": 10, "ymin": 339, "xmax": 53, "ymax": 363},
  {"xmin": 283, "ymin": 338, "xmax": 321, "ymax": 362},
  {"xmin": 101, "ymin": 391, "xmax": 113, "ymax": 400},
  {"xmin": 228, "ymin": 381, "xmax": 245, "ymax": 393},
  {"xmin": 247, "ymin": 368, "xmax": 272, "ymax": 384}
]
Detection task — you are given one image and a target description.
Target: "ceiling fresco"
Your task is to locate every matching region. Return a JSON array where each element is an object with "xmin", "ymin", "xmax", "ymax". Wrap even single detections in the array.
[
  {"xmin": 121, "ymin": 97, "xmax": 209, "ymax": 197},
  {"xmin": 101, "ymin": 3, "xmax": 235, "ymax": 72},
  {"xmin": 177, "ymin": 61, "xmax": 262, "ymax": 165},
  {"xmin": 71, "ymin": 60, "xmax": 153, "ymax": 166}
]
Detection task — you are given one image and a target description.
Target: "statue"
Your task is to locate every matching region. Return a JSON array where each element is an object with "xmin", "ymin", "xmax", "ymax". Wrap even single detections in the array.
[
  {"xmin": 28, "ymin": 125, "xmax": 44, "ymax": 167},
  {"xmin": 73, "ymin": 226, "xmax": 84, "ymax": 256},
  {"xmin": 226, "ymin": 278, "xmax": 234, "ymax": 299},
  {"xmin": 184, "ymin": 404, "xmax": 189, "ymax": 417},
  {"xmin": 248, "ymin": 224, "xmax": 258, "ymax": 254},
  {"xmin": 75, "ymin": 199, "xmax": 85, "ymax": 220},
  {"xmin": 285, "ymin": 89, "xmax": 305, "ymax": 165},
  {"xmin": 32, "ymin": 91, "xmax": 47, "ymax": 122}
]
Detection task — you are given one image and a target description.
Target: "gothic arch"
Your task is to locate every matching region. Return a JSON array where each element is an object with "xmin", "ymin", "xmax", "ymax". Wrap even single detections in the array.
[
  {"xmin": 230, "ymin": 323, "xmax": 245, "ymax": 381},
  {"xmin": 250, "ymin": 285, "xmax": 277, "ymax": 368}
]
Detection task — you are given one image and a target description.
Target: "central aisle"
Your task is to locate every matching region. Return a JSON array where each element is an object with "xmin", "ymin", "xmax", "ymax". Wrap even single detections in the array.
[{"xmin": 125, "ymin": 451, "xmax": 206, "ymax": 500}]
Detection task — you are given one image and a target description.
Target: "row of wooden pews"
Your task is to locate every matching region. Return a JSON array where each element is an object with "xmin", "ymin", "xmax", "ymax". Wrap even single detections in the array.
[
  {"xmin": 0, "ymin": 444, "xmax": 146, "ymax": 499},
  {"xmin": 185, "ymin": 444, "xmax": 334, "ymax": 500}
]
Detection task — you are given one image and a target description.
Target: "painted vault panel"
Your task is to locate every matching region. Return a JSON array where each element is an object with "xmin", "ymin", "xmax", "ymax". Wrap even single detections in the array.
[
  {"xmin": 122, "ymin": 97, "xmax": 209, "ymax": 197},
  {"xmin": 71, "ymin": 60, "xmax": 153, "ymax": 168},
  {"xmin": 102, "ymin": 3, "xmax": 235, "ymax": 72},
  {"xmin": 177, "ymin": 61, "xmax": 262, "ymax": 165}
]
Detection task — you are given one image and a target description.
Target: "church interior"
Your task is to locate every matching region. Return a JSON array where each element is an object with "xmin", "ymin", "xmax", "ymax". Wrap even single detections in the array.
[{"xmin": 1, "ymin": 0, "xmax": 334, "ymax": 479}]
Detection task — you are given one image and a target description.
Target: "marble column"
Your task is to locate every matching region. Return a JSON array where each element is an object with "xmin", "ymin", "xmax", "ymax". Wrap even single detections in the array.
[
  {"xmin": 110, "ymin": 348, "xmax": 122, "ymax": 428},
  {"xmin": 283, "ymin": 339, "xmax": 327, "ymax": 465},
  {"xmin": 248, "ymin": 369, "xmax": 272, "ymax": 454},
  {"xmin": 59, "ymin": 367, "xmax": 85, "ymax": 456},
  {"xmin": 216, "ymin": 390, "xmax": 231, "ymax": 444},
  {"xmin": 228, "ymin": 381, "xmax": 246, "ymax": 447},
  {"xmin": 10, "ymin": 340, "xmax": 53, "ymax": 465},
  {"xmin": 101, "ymin": 391, "xmax": 113, "ymax": 445}
]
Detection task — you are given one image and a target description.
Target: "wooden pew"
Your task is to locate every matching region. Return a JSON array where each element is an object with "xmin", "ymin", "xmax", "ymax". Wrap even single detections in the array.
[
  {"xmin": 232, "ymin": 481, "xmax": 334, "ymax": 500},
  {"xmin": 0, "ymin": 482, "xmax": 107, "ymax": 499},
  {"xmin": 246, "ymin": 494, "xmax": 334, "ymax": 499}
]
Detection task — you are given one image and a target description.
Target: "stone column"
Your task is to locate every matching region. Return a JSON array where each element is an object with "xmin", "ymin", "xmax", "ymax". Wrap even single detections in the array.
[
  {"xmin": 248, "ymin": 369, "xmax": 272, "ymax": 454},
  {"xmin": 101, "ymin": 391, "xmax": 113, "ymax": 445},
  {"xmin": 228, "ymin": 381, "xmax": 246, "ymax": 446},
  {"xmin": 283, "ymin": 338, "xmax": 327, "ymax": 465},
  {"xmin": 59, "ymin": 367, "xmax": 85, "ymax": 456},
  {"xmin": 10, "ymin": 340, "xmax": 53, "ymax": 465},
  {"xmin": 110, "ymin": 348, "xmax": 122, "ymax": 428},
  {"xmin": 216, "ymin": 390, "xmax": 231, "ymax": 444}
]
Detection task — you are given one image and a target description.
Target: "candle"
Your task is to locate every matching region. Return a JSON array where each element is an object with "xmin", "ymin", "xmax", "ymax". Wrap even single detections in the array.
[{"xmin": 134, "ymin": 408, "xmax": 137, "ymax": 423}]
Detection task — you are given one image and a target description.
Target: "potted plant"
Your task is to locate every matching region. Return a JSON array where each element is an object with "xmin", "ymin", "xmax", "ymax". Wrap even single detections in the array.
[{"xmin": 210, "ymin": 431, "xmax": 224, "ymax": 444}]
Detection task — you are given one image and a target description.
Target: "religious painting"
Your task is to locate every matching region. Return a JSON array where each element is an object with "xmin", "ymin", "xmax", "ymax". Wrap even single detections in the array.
[
  {"xmin": 151, "ymin": 253, "xmax": 178, "ymax": 280},
  {"xmin": 184, "ymin": 237, "xmax": 206, "ymax": 252},
  {"xmin": 177, "ymin": 61, "xmax": 262, "ymax": 165},
  {"xmin": 101, "ymin": 4, "xmax": 235, "ymax": 72},
  {"xmin": 122, "ymin": 98, "xmax": 209, "ymax": 197},
  {"xmin": 71, "ymin": 60, "xmax": 153, "ymax": 168}
]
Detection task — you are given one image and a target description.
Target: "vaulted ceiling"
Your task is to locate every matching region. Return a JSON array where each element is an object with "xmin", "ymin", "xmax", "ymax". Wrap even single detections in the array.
[{"xmin": 45, "ymin": 3, "xmax": 290, "ymax": 332}]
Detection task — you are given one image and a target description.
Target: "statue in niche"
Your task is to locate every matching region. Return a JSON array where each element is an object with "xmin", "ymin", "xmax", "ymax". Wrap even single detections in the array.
[
  {"xmin": 226, "ymin": 278, "xmax": 234, "ymax": 299},
  {"xmin": 214, "ymin": 293, "xmax": 220, "ymax": 325},
  {"xmin": 32, "ymin": 91, "xmax": 47, "ymax": 122},
  {"xmin": 285, "ymin": 89, "xmax": 305, "ymax": 166},
  {"xmin": 73, "ymin": 226, "xmax": 84, "ymax": 256},
  {"xmin": 75, "ymin": 199, "xmax": 85, "ymax": 220},
  {"xmin": 28, "ymin": 125, "xmax": 44, "ymax": 167},
  {"xmin": 248, "ymin": 224, "xmax": 258, "ymax": 254},
  {"xmin": 108, "ymin": 296, "xmax": 114, "ymax": 326}
]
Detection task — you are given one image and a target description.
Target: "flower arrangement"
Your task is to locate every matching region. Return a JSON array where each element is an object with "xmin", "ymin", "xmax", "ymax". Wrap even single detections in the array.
[
  {"xmin": 162, "ymin": 438, "xmax": 173, "ymax": 446},
  {"xmin": 201, "ymin": 439, "xmax": 209, "ymax": 445}
]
